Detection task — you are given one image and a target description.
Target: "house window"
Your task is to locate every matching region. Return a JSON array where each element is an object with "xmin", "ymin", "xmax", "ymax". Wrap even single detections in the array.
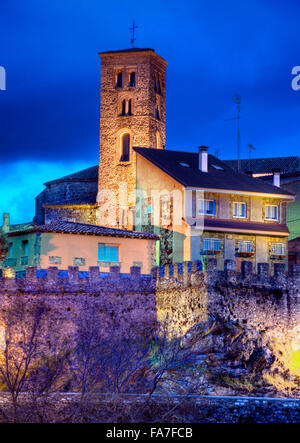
[
  {"xmin": 238, "ymin": 240, "xmax": 253, "ymax": 253},
  {"xmin": 202, "ymin": 238, "xmax": 222, "ymax": 252},
  {"xmin": 265, "ymin": 205, "xmax": 278, "ymax": 221},
  {"xmin": 22, "ymin": 240, "xmax": 28, "ymax": 257},
  {"xmin": 198, "ymin": 200, "xmax": 215, "ymax": 216},
  {"xmin": 74, "ymin": 257, "xmax": 86, "ymax": 266},
  {"xmin": 129, "ymin": 72, "xmax": 136, "ymax": 87},
  {"xmin": 98, "ymin": 244, "xmax": 119, "ymax": 262},
  {"xmin": 116, "ymin": 72, "xmax": 123, "ymax": 88},
  {"xmin": 49, "ymin": 256, "xmax": 61, "ymax": 265},
  {"xmin": 8, "ymin": 243, "xmax": 13, "ymax": 259},
  {"xmin": 120, "ymin": 133, "xmax": 130, "ymax": 162},
  {"xmin": 271, "ymin": 243, "xmax": 285, "ymax": 256},
  {"xmin": 233, "ymin": 202, "xmax": 247, "ymax": 218}
]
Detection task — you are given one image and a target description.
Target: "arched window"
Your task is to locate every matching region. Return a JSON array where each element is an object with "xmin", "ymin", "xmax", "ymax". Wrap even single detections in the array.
[
  {"xmin": 129, "ymin": 72, "xmax": 136, "ymax": 87},
  {"xmin": 121, "ymin": 99, "xmax": 126, "ymax": 115},
  {"xmin": 116, "ymin": 72, "xmax": 123, "ymax": 88},
  {"xmin": 128, "ymin": 99, "xmax": 132, "ymax": 115},
  {"xmin": 157, "ymin": 73, "xmax": 161, "ymax": 94},
  {"xmin": 153, "ymin": 73, "xmax": 157, "ymax": 92},
  {"xmin": 120, "ymin": 133, "xmax": 130, "ymax": 162},
  {"xmin": 155, "ymin": 104, "xmax": 160, "ymax": 120}
]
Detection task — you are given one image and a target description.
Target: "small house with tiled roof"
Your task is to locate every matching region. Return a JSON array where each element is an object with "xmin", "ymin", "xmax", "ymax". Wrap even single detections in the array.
[{"xmin": 3, "ymin": 218, "xmax": 158, "ymax": 274}]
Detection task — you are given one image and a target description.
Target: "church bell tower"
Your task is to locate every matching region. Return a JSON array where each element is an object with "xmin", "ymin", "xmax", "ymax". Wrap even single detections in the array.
[{"xmin": 97, "ymin": 48, "xmax": 167, "ymax": 229}]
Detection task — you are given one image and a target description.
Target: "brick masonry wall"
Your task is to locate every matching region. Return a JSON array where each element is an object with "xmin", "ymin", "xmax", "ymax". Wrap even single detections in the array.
[{"xmin": 98, "ymin": 51, "xmax": 167, "ymax": 229}]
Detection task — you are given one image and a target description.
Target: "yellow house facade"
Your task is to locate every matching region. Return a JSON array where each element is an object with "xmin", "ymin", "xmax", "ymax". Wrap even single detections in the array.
[{"xmin": 2, "ymin": 220, "xmax": 158, "ymax": 275}]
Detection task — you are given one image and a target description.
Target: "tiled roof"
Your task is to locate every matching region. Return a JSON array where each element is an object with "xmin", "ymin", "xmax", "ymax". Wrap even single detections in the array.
[
  {"xmin": 224, "ymin": 157, "xmax": 300, "ymax": 174},
  {"xmin": 9, "ymin": 222, "xmax": 34, "ymax": 233},
  {"xmin": 200, "ymin": 218, "xmax": 290, "ymax": 236},
  {"xmin": 44, "ymin": 166, "xmax": 98, "ymax": 186},
  {"xmin": 134, "ymin": 148, "xmax": 295, "ymax": 197},
  {"xmin": 8, "ymin": 221, "xmax": 159, "ymax": 240}
]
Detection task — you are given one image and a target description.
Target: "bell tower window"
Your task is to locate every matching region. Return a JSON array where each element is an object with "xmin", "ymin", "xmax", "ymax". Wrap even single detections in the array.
[
  {"xmin": 129, "ymin": 72, "xmax": 136, "ymax": 87},
  {"xmin": 155, "ymin": 104, "xmax": 160, "ymax": 120},
  {"xmin": 116, "ymin": 72, "xmax": 123, "ymax": 88},
  {"xmin": 121, "ymin": 99, "xmax": 126, "ymax": 115},
  {"xmin": 128, "ymin": 99, "xmax": 132, "ymax": 115},
  {"xmin": 120, "ymin": 133, "xmax": 130, "ymax": 162}
]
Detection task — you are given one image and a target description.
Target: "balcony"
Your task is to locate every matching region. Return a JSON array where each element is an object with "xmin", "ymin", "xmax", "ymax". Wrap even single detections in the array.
[{"xmin": 4, "ymin": 258, "xmax": 17, "ymax": 267}]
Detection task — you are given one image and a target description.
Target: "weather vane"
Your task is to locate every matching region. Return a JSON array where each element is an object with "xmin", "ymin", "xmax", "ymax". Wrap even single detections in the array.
[{"xmin": 130, "ymin": 20, "xmax": 138, "ymax": 47}]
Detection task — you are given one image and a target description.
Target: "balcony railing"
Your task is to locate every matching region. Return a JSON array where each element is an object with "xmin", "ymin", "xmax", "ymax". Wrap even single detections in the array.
[{"xmin": 4, "ymin": 258, "xmax": 17, "ymax": 267}]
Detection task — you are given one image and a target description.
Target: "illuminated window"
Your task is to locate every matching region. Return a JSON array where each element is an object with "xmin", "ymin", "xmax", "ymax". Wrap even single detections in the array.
[
  {"xmin": 74, "ymin": 257, "xmax": 86, "ymax": 266},
  {"xmin": 198, "ymin": 200, "xmax": 215, "ymax": 216},
  {"xmin": 233, "ymin": 202, "xmax": 247, "ymax": 218},
  {"xmin": 202, "ymin": 238, "xmax": 221, "ymax": 252},
  {"xmin": 265, "ymin": 205, "xmax": 278, "ymax": 220},
  {"xmin": 271, "ymin": 243, "xmax": 285, "ymax": 256},
  {"xmin": 120, "ymin": 133, "xmax": 130, "ymax": 162},
  {"xmin": 129, "ymin": 72, "xmax": 136, "ymax": 87},
  {"xmin": 238, "ymin": 241, "xmax": 253, "ymax": 253},
  {"xmin": 116, "ymin": 72, "xmax": 123, "ymax": 88},
  {"xmin": 98, "ymin": 244, "xmax": 119, "ymax": 262},
  {"xmin": 49, "ymin": 256, "xmax": 61, "ymax": 265}
]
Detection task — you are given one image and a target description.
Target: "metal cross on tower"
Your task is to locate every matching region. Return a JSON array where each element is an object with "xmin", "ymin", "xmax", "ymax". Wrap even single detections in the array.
[{"xmin": 130, "ymin": 20, "xmax": 138, "ymax": 47}]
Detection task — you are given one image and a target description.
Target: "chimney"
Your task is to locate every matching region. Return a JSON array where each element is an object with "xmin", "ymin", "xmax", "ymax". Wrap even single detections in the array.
[
  {"xmin": 272, "ymin": 168, "xmax": 281, "ymax": 187},
  {"xmin": 2, "ymin": 213, "xmax": 9, "ymax": 233},
  {"xmin": 198, "ymin": 146, "xmax": 208, "ymax": 173}
]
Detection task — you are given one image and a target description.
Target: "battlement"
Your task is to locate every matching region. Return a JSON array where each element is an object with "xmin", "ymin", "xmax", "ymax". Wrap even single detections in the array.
[
  {"xmin": 0, "ymin": 259, "xmax": 299, "ymax": 295},
  {"xmin": 0, "ymin": 265, "xmax": 154, "ymax": 295},
  {"xmin": 152, "ymin": 259, "xmax": 300, "ymax": 291}
]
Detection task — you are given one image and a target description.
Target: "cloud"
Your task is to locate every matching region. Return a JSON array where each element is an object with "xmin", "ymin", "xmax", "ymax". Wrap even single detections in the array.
[{"xmin": 0, "ymin": 160, "xmax": 95, "ymax": 224}]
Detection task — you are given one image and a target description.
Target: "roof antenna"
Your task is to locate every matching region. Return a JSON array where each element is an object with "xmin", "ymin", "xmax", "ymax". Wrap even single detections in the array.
[
  {"xmin": 130, "ymin": 20, "xmax": 138, "ymax": 47},
  {"xmin": 248, "ymin": 144, "xmax": 255, "ymax": 172},
  {"xmin": 225, "ymin": 95, "xmax": 241, "ymax": 171}
]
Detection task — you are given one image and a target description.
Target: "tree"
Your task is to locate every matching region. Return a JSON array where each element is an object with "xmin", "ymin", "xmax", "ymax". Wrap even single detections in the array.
[{"xmin": 0, "ymin": 297, "xmax": 70, "ymax": 423}]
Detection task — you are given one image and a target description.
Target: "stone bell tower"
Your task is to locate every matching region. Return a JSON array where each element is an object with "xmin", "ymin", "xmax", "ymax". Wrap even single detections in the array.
[{"xmin": 97, "ymin": 48, "xmax": 167, "ymax": 229}]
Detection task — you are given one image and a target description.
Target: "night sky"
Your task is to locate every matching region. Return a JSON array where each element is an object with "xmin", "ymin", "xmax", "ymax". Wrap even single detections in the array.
[{"xmin": 1, "ymin": 0, "xmax": 300, "ymax": 223}]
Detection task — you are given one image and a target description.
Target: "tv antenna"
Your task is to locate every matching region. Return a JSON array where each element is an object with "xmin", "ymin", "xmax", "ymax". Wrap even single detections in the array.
[
  {"xmin": 130, "ymin": 20, "xmax": 138, "ymax": 47},
  {"xmin": 248, "ymin": 144, "xmax": 255, "ymax": 172},
  {"xmin": 225, "ymin": 95, "xmax": 241, "ymax": 171}
]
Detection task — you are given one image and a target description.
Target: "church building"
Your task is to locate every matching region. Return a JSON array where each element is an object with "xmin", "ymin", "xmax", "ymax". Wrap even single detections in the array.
[{"xmin": 32, "ymin": 47, "xmax": 295, "ymax": 271}]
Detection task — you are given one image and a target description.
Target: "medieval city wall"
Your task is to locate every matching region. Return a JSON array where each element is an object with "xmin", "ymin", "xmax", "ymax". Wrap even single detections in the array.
[{"xmin": 0, "ymin": 260, "xmax": 299, "ymax": 343}]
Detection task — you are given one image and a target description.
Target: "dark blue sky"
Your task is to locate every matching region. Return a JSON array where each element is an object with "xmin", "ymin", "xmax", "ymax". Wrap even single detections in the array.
[{"xmin": 1, "ymin": 0, "xmax": 300, "ymax": 223}]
